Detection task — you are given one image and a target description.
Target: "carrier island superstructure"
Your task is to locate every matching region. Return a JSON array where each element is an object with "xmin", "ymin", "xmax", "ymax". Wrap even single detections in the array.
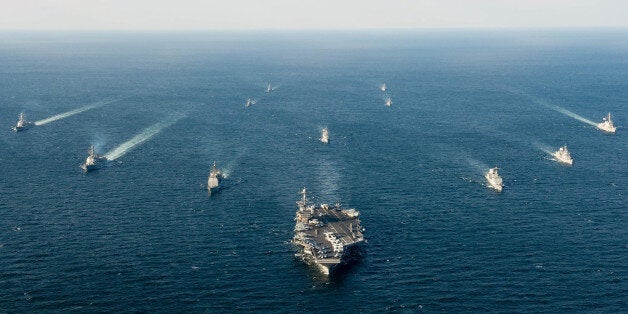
[{"xmin": 293, "ymin": 188, "xmax": 365, "ymax": 275}]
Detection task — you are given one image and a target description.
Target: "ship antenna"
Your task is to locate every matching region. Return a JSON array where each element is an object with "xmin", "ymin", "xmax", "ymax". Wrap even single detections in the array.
[{"xmin": 298, "ymin": 187, "xmax": 308, "ymax": 209}]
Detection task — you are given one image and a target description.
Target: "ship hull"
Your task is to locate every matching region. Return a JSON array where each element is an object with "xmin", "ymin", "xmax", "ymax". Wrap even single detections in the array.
[
  {"xmin": 293, "ymin": 239, "xmax": 364, "ymax": 276},
  {"xmin": 208, "ymin": 186, "xmax": 222, "ymax": 195},
  {"xmin": 317, "ymin": 262, "xmax": 334, "ymax": 275},
  {"xmin": 81, "ymin": 158, "xmax": 107, "ymax": 172},
  {"xmin": 81, "ymin": 163, "xmax": 101, "ymax": 172},
  {"xmin": 12, "ymin": 125, "xmax": 30, "ymax": 132},
  {"xmin": 207, "ymin": 178, "xmax": 221, "ymax": 194},
  {"xmin": 597, "ymin": 125, "xmax": 616, "ymax": 133},
  {"xmin": 485, "ymin": 176, "xmax": 503, "ymax": 192},
  {"xmin": 293, "ymin": 188, "xmax": 365, "ymax": 277},
  {"xmin": 554, "ymin": 156, "xmax": 573, "ymax": 165}
]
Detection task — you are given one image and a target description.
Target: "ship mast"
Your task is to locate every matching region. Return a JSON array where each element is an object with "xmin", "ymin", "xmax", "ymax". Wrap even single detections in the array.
[{"xmin": 297, "ymin": 187, "xmax": 308, "ymax": 211}]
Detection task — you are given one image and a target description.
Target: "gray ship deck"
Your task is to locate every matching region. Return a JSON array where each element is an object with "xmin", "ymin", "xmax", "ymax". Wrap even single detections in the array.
[{"xmin": 294, "ymin": 202, "xmax": 364, "ymax": 271}]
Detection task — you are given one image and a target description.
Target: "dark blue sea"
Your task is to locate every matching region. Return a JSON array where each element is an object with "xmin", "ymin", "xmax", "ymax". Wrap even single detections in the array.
[{"xmin": 0, "ymin": 30, "xmax": 626, "ymax": 312}]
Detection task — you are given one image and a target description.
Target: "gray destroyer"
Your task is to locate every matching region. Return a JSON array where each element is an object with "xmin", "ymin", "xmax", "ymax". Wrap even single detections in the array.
[
  {"xmin": 293, "ymin": 188, "xmax": 365, "ymax": 275},
  {"xmin": 207, "ymin": 161, "xmax": 224, "ymax": 194},
  {"xmin": 81, "ymin": 145, "xmax": 107, "ymax": 172},
  {"xmin": 12, "ymin": 113, "xmax": 33, "ymax": 132}
]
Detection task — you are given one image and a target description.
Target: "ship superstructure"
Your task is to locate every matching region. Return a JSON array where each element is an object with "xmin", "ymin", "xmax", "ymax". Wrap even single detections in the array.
[
  {"xmin": 81, "ymin": 145, "xmax": 107, "ymax": 172},
  {"xmin": 207, "ymin": 161, "xmax": 224, "ymax": 194},
  {"xmin": 293, "ymin": 188, "xmax": 365, "ymax": 275},
  {"xmin": 553, "ymin": 145, "xmax": 573, "ymax": 165},
  {"xmin": 12, "ymin": 113, "xmax": 32, "ymax": 132},
  {"xmin": 597, "ymin": 113, "xmax": 616, "ymax": 133},
  {"xmin": 320, "ymin": 127, "xmax": 329, "ymax": 144},
  {"xmin": 485, "ymin": 166, "xmax": 503, "ymax": 192}
]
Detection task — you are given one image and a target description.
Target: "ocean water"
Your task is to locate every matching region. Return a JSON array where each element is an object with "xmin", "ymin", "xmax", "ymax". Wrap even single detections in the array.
[{"xmin": 0, "ymin": 30, "xmax": 626, "ymax": 312}]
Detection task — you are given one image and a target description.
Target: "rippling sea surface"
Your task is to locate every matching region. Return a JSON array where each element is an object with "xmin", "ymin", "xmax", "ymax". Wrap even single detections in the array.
[{"xmin": 0, "ymin": 30, "xmax": 626, "ymax": 312}]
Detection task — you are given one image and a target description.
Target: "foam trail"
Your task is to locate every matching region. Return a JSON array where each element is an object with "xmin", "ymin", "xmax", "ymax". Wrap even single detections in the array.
[
  {"xmin": 104, "ymin": 114, "xmax": 185, "ymax": 160},
  {"xmin": 34, "ymin": 99, "xmax": 118, "ymax": 126},
  {"xmin": 531, "ymin": 140, "xmax": 554, "ymax": 156},
  {"xmin": 466, "ymin": 157, "xmax": 489, "ymax": 175},
  {"xmin": 221, "ymin": 168, "xmax": 231, "ymax": 179},
  {"xmin": 221, "ymin": 146, "xmax": 249, "ymax": 179},
  {"xmin": 221, "ymin": 161, "xmax": 233, "ymax": 179},
  {"xmin": 502, "ymin": 88, "xmax": 598, "ymax": 126},
  {"xmin": 463, "ymin": 157, "xmax": 493, "ymax": 187},
  {"xmin": 543, "ymin": 103, "xmax": 597, "ymax": 127}
]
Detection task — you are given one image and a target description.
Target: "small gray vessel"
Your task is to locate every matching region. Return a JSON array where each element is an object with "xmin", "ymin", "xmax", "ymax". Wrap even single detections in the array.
[
  {"xmin": 207, "ymin": 161, "xmax": 224, "ymax": 194},
  {"xmin": 597, "ymin": 113, "xmax": 616, "ymax": 133},
  {"xmin": 485, "ymin": 166, "xmax": 503, "ymax": 192},
  {"xmin": 12, "ymin": 113, "xmax": 32, "ymax": 132},
  {"xmin": 81, "ymin": 145, "xmax": 107, "ymax": 172}
]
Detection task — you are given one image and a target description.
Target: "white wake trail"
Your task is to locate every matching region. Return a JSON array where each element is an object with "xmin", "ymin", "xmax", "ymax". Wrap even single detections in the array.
[
  {"xmin": 34, "ymin": 99, "xmax": 118, "ymax": 126},
  {"xmin": 530, "ymin": 140, "xmax": 554, "ymax": 156},
  {"xmin": 104, "ymin": 114, "xmax": 185, "ymax": 160},
  {"xmin": 544, "ymin": 103, "xmax": 597, "ymax": 127},
  {"xmin": 503, "ymin": 89, "xmax": 598, "ymax": 127},
  {"xmin": 466, "ymin": 157, "xmax": 489, "ymax": 175}
]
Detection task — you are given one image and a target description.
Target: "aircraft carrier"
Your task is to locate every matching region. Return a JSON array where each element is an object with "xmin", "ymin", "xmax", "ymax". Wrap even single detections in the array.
[{"xmin": 292, "ymin": 188, "xmax": 365, "ymax": 275}]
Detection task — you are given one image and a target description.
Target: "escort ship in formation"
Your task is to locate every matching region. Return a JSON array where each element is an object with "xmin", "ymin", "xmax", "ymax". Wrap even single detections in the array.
[
  {"xmin": 553, "ymin": 145, "xmax": 573, "ymax": 165},
  {"xmin": 597, "ymin": 113, "xmax": 616, "ymax": 133},
  {"xmin": 81, "ymin": 146, "xmax": 107, "ymax": 172},
  {"xmin": 207, "ymin": 161, "xmax": 224, "ymax": 195},
  {"xmin": 320, "ymin": 127, "xmax": 329, "ymax": 144},
  {"xmin": 485, "ymin": 167, "xmax": 503, "ymax": 192},
  {"xmin": 12, "ymin": 113, "xmax": 33, "ymax": 132}
]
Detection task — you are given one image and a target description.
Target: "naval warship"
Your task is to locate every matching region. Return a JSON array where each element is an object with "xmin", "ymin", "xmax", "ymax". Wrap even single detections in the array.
[
  {"xmin": 553, "ymin": 145, "xmax": 573, "ymax": 165},
  {"xmin": 12, "ymin": 113, "xmax": 32, "ymax": 132},
  {"xmin": 597, "ymin": 113, "xmax": 616, "ymax": 133},
  {"xmin": 81, "ymin": 145, "xmax": 107, "ymax": 172},
  {"xmin": 485, "ymin": 166, "xmax": 503, "ymax": 192},
  {"xmin": 320, "ymin": 127, "xmax": 329, "ymax": 144},
  {"xmin": 292, "ymin": 188, "xmax": 365, "ymax": 275},
  {"xmin": 207, "ymin": 161, "xmax": 224, "ymax": 194}
]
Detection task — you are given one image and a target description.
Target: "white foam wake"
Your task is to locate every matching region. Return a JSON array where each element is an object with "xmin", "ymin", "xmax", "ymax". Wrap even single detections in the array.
[
  {"xmin": 466, "ymin": 157, "xmax": 489, "ymax": 174},
  {"xmin": 34, "ymin": 99, "xmax": 118, "ymax": 126},
  {"xmin": 104, "ymin": 114, "xmax": 185, "ymax": 160},
  {"xmin": 502, "ymin": 89, "xmax": 598, "ymax": 127},
  {"xmin": 545, "ymin": 104, "xmax": 597, "ymax": 127},
  {"xmin": 530, "ymin": 140, "xmax": 554, "ymax": 156}
]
